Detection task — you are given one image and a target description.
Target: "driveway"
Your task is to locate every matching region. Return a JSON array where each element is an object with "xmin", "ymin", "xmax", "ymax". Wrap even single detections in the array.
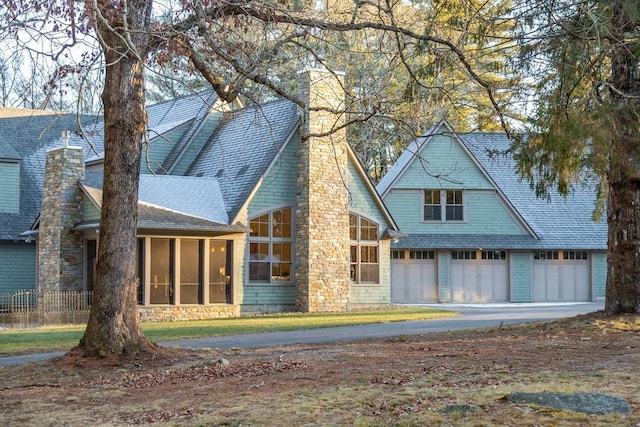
[{"xmin": 0, "ymin": 302, "xmax": 603, "ymax": 367}]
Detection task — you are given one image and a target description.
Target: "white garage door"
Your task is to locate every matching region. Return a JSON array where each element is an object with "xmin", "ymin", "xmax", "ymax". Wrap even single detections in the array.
[
  {"xmin": 391, "ymin": 250, "xmax": 437, "ymax": 303},
  {"xmin": 532, "ymin": 250, "xmax": 590, "ymax": 302},
  {"xmin": 450, "ymin": 250, "xmax": 509, "ymax": 303}
]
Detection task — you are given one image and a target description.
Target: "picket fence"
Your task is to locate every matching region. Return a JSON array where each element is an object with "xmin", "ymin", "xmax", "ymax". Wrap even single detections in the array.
[{"xmin": 0, "ymin": 290, "xmax": 93, "ymax": 328}]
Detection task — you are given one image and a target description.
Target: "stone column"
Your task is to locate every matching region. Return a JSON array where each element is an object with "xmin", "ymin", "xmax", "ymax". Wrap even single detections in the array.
[
  {"xmin": 295, "ymin": 69, "xmax": 351, "ymax": 312},
  {"xmin": 38, "ymin": 142, "xmax": 86, "ymax": 292}
]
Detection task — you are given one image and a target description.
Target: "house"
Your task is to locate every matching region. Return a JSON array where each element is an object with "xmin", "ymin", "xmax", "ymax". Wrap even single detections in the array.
[
  {"xmin": 0, "ymin": 109, "xmax": 103, "ymax": 295},
  {"xmin": 377, "ymin": 120, "xmax": 607, "ymax": 304},
  {"xmin": 12, "ymin": 69, "xmax": 400, "ymax": 320}
]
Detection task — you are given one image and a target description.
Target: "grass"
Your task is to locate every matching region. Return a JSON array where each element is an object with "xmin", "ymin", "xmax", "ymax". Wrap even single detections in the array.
[{"xmin": 0, "ymin": 307, "xmax": 456, "ymax": 356}]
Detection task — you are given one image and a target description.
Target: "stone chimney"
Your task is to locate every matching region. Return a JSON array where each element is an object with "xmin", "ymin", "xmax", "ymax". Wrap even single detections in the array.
[
  {"xmin": 38, "ymin": 133, "xmax": 86, "ymax": 292},
  {"xmin": 295, "ymin": 68, "xmax": 351, "ymax": 312}
]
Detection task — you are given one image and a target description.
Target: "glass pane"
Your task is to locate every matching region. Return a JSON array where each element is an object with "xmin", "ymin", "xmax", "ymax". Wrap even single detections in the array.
[
  {"xmin": 349, "ymin": 213, "xmax": 358, "ymax": 240},
  {"xmin": 424, "ymin": 206, "xmax": 441, "ymax": 221},
  {"xmin": 360, "ymin": 217, "xmax": 378, "ymax": 241},
  {"xmin": 209, "ymin": 240, "xmax": 230, "ymax": 303},
  {"xmin": 249, "ymin": 262, "xmax": 269, "ymax": 281},
  {"xmin": 250, "ymin": 213, "xmax": 269, "ymax": 237},
  {"xmin": 272, "ymin": 261, "xmax": 291, "ymax": 282},
  {"xmin": 180, "ymin": 239, "xmax": 201, "ymax": 304},
  {"xmin": 361, "ymin": 246, "xmax": 378, "ymax": 263},
  {"xmin": 350, "ymin": 245, "xmax": 357, "ymax": 262},
  {"xmin": 150, "ymin": 238, "xmax": 173, "ymax": 305},
  {"xmin": 360, "ymin": 264, "xmax": 379, "ymax": 283}
]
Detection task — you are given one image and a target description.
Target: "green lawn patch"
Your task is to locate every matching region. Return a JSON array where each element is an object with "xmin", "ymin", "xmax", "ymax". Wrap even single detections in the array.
[{"xmin": 0, "ymin": 307, "xmax": 456, "ymax": 356}]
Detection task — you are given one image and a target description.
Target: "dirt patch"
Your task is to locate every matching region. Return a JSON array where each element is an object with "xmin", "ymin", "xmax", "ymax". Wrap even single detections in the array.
[{"xmin": 1, "ymin": 311, "xmax": 639, "ymax": 426}]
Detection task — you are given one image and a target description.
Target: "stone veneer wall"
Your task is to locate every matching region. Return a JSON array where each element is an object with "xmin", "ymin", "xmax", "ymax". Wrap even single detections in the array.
[
  {"xmin": 295, "ymin": 69, "xmax": 351, "ymax": 312},
  {"xmin": 138, "ymin": 304, "xmax": 240, "ymax": 322},
  {"xmin": 38, "ymin": 146, "xmax": 85, "ymax": 292}
]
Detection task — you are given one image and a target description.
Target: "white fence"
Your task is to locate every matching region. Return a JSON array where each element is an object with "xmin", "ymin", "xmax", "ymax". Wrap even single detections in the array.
[{"xmin": 0, "ymin": 290, "xmax": 93, "ymax": 328}]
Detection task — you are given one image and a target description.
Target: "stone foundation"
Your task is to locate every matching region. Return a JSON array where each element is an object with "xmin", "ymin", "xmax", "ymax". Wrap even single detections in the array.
[{"xmin": 138, "ymin": 304, "xmax": 241, "ymax": 322}]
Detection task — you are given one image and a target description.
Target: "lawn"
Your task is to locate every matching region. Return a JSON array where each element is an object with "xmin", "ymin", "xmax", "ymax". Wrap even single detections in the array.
[
  {"xmin": 0, "ymin": 311, "xmax": 638, "ymax": 426},
  {"xmin": 0, "ymin": 307, "xmax": 456, "ymax": 356}
]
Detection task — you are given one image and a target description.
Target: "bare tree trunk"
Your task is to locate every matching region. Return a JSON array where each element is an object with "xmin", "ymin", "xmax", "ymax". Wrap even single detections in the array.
[
  {"xmin": 78, "ymin": 0, "xmax": 156, "ymax": 356},
  {"xmin": 604, "ymin": 0, "xmax": 640, "ymax": 315}
]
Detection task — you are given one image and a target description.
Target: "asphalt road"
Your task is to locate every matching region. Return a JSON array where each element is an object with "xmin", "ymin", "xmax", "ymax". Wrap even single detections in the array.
[{"xmin": 0, "ymin": 302, "xmax": 603, "ymax": 367}]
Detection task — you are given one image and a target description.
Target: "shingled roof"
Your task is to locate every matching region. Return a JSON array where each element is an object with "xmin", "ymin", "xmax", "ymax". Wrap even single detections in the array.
[
  {"xmin": 377, "ymin": 122, "xmax": 607, "ymax": 250},
  {"xmin": 0, "ymin": 113, "xmax": 103, "ymax": 241},
  {"xmin": 78, "ymin": 173, "xmax": 246, "ymax": 234},
  {"xmin": 186, "ymin": 99, "xmax": 301, "ymax": 222}
]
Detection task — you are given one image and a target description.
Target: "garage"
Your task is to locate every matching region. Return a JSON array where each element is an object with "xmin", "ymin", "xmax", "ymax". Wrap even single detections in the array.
[
  {"xmin": 450, "ymin": 250, "xmax": 509, "ymax": 303},
  {"xmin": 532, "ymin": 250, "xmax": 590, "ymax": 302},
  {"xmin": 390, "ymin": 250, "xmax": 437, "ymax": 303}
]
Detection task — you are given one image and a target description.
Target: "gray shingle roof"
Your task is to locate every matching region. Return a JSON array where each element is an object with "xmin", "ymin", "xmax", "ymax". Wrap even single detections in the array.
[
  {"xmin": 79, "ymin": 173, "xmax": 245, "ymax": 234},
  {"xmin": 186, "ymin": 99, "xmax": 301, "ymax": 221},
  {"xmin": 379, "ymin": 122, "xmax": 607, "ymax": 250},
  {"xmin": 0, "ymin": 113, "xmax": 103, "ymax": 241}
]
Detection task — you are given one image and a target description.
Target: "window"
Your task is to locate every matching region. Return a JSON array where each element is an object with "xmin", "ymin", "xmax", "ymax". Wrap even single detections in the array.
[
  {"xmin": 452, "ymin": 250, "xmax": 476, "ymax": 260},
  {"xmin": 0, "ymin": 161, "xmax": 20, "ymax": 214},
  {"xmin": 210, "ymin": 240, "xmax": 233, "ymax": 303},
  {"xmin": 534, "ymin": 250, "xmax": 559, "ymax": 260},
  {"xmin": 423, "ymin": 190, "xmax": 441, "ymax": 221},
  {"xmin": 350, "ymin": 213, "xmax": 379, "ymax": 284},
  {"xmin": 446, "ymin": 190, "xmax": 463, "ymax": 221},
  {"xmin": 481, "ymin": 251, "xmax": 506, "ymax": 260},
  {"xmin": 150, "ymin": 238, "xmax": 175, "ymax": 304},
  {"xmin": 423, "ymin": 190, "xmax": 463, "ymax": 221},
  {"xmin": 563, "ymin": 251, "xmax": 588, "ymax": 260},
  {"xmin": 391, "ymin": 250, "xmax": 405, "ymax": 260},
  {"xmin": 180, "ymin": 239, "xmax": 203, "ymax": 304},
  {"xmin": 249, "ymin": 207, "xmax": 293, "ymax": 283},
  {"xmin": 410, "ymin": 250, "xmax": 435, "ymax": 260}
]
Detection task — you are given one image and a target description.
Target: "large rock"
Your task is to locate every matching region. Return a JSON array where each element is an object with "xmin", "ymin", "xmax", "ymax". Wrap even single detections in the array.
[{"xmin": 506, "ymin": 392, "xmax": 632, "ymax": 415}]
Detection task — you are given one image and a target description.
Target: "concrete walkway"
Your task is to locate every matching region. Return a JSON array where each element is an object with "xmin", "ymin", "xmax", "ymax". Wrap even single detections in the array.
[{"xmin": 0, "ymin": 302, "xmax": 603, "ymax": 367}]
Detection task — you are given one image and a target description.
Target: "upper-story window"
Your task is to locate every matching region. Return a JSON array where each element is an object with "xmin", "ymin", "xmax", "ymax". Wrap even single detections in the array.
[
  {"xmin": 0, "ymin": 160, "xmax": 20, "ymax": 214},
  {"xmin": 249, "ymin": 207, "xmax": 293, "ymax": 283},
  {"xmin": 350, "ymin": 213, "xmax": 379, "ymax": 284},
  {"xmin": 423, "ymin": 189, "xmax": 463, "ymax": 222}
]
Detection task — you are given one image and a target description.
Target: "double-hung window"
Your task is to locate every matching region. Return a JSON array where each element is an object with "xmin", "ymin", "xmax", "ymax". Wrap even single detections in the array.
[
  {"xmin": 350, "ymin": 213, "xmax": 379, "ymax": 284},
  {"xmin": 249, "ymin": 207, "xmax": 293, "ymax": 283},
  {"xmin": 423, "ymin": 189, "xmax": 464, "ymax": 221}
]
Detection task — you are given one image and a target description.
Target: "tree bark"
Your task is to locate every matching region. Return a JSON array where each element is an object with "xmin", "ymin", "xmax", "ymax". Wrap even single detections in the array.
[
  {"xmin": 78, "ymin": 0, "xmax": 156, "ymax": 356},
  {"xmin": 604, "ymin": 0, "xmax": 640, "ymax": 315}
]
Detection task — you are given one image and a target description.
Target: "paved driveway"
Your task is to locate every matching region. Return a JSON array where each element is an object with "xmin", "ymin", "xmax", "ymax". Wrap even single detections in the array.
[{"xmin": 0, "ymin": 302, "xmax": 603, "ymax": 367}]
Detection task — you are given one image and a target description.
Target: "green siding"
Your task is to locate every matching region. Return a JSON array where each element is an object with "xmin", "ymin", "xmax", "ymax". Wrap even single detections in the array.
[
  {"xmin": 385, "ymin": 189, "xmax": 525, "ymax": 235},
  {"xmin": 346, "ymin": 157, "xmax": 393, "ymax": 230},
  {"xmin": 395, "ymin": 133, "xmax": 494, "ymax": 190},
  {"xmin": 0, "ymin": 161, "xmax": 20, "ymax": 214},
  {"xmin": 141, "ymin": 122, "xmax": 191, "ymax": 174},
  {"xmin": 592, "ymin": 251, "xmax": 607, "ymax": 299},
  {"xmin": 242, "ymin": 285, "xmax": 296, "ymax": 305},
  {"xmin": 510, "ymin": 252, "xmax": 531, "ymax": 302},
  {"xmin": 0, "ymin": 243, "xmax": 36, "ymax": 294},
  {"xmin": 438, "ymin": 252, "xmax": 449, "ymax": 302},
  {"xmin": 248, "ymin": 137, "xmax": 298, "ymax": 214},
  {"xmin": 171, "ymin": 113, "xmax": 222, "ymax": 175},
  {"xmin": 82, "ymin": 195, "xmax": 101, "ymax": 221}
]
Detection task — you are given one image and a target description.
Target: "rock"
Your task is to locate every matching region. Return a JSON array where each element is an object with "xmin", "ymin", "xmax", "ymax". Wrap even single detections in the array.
[
  {"xmin": 506, "ymin": 392, "xmax": 632, "ymax": 415},
  {"xmin": 439, "ymin": 404, "xmax": 483, "ymax": 414}
]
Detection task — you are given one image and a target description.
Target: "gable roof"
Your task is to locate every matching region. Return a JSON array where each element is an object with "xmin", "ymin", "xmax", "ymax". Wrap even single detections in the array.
[
  {"xmin": 378, "ymin": 120, "xmax": 607, "ymax": 250},
  {"xmin": 0, "ymin": 113, "xmax": 103, "ymax": 241},
  {"xmin": 186, "ymin": 99, "xmax": 301, "ymax": 222}
]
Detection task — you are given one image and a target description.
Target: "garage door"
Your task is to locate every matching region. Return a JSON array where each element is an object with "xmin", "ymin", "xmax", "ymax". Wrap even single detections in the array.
[
  {"xmin": 532, "ymin": 250, "xmax": 590, "ymax": 302},
  {"xmin": 450, "ymin": 250, "xmax": 509, "ymax": 303},
  {"xmin": 391, "ymin": 250, "xmax": 437, "ymax": 303}
]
